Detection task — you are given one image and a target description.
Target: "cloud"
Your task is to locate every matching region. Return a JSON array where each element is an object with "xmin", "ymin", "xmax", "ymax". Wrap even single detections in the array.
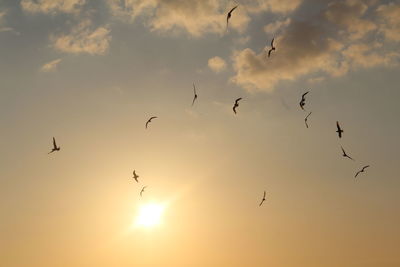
[
  {"xmin": 21, "ymin": 0, "xmax": 86, "ymax": 14},
  {"xmin": 208, "ymin": 56, "xmax": 227, "ymax": 73},
  {"xmin": 107, "ymin": 0, "xmax": 301, "ymax": 37},
  {"xmin": 40, "ymin": 58, "xmax": 62, "ymax": 72},
  {"xmin": 0, "ymin": 10, "xmax": 17, "ymax": 34},
  {"xmin": 324, "ymin": 0, "xmax": 377, "ymax": 40},
  {"xmin": 231, "ymin": 0, "xmax": 400, "ymax": 92},
  {"xmin": 51, "ymin": 20, "xmax": 111, "ymax": 55},
  {"xmin": 376, "ymin": 2, "xmax": 400, "ymax": 42},
  {"xmin": 264, "ymin": 18, "xmax": 291, "ymax": 34}
]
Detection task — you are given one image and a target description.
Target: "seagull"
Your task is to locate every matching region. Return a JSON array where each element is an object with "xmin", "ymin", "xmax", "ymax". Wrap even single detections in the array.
[
  {"xmin": 355, "ymin": 165, "xmax": 370, "ymax": 178},
  {"xmin": 336, "ymin": 121, "xmax": 343, "ymax": 138},
  {"xmin": 226, "ymin": 5, "xmax": 238, "ymax": 31},
  {"xmin": 145, "ymin": 116, "xmax": 157, "ymax": 129},
  {"xmin": 132, "ymin": 170, "xmax": 139, "ymax": 183},
  {"xmin": 341, "ymin": 146, "xmax": 355, "ymax": 161},
  {"xmin": 48, "ymin": 137, "xmax": 60, "ymax": 154},
  {"xmin": 233, "ymin": 97, "xmax": 242, "ymax": 114},
  {"xmin": 267, "ymin": 38, "xmax": 275, "ymax": 58},
  {"xmin": 259, "ymin": 191, "xmax": 266, "ymax": 206},
  {"xmin": 191, "ymin": 83, "xmax": 198, "ymax": 106},
  {"xmin": 299, "ymin": 91, "xmax": 309, "ymax": 110},
  {"xmin": 140, "ymin": 186, "xmax": 147, "ymax": 197},
  {"xmin": 304, "ymin": 112, "xmax": 312, "ymax": 128}
]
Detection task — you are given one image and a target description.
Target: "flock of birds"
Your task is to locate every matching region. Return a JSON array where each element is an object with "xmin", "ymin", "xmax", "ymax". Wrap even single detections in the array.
[{"xmin": 47, "ymin": 4, "xmax": 370, "ymax": 207}]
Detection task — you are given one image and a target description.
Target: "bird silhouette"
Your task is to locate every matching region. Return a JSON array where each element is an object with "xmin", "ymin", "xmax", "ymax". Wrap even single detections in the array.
[
  {"xmin": 355, "ymin": 165, "xmax": 370, "ymax": 178},
  {"xmin": 192, "ymin": 83, "xmax": 198, "ymax": 106},
  {"xmin": 259, "ymin": 191, "xmax": 266, "ymax": 206},
  {"xmin": 299, "ymin": 91, "xmax": 309, "ymax": 110},
  {"xmin": 341, "ymin": 146, "xmax": 355, "ymax": 161},
  {"xmin": 267, "ymin": 38, "xmax": 275, "ymax": 58},
  {"xmin": 226, "ymin": 5, "xmax": 238, "ymax": 31},
  {"xmin": 233, "ymin": 97, "xmax": 242, "ymax": 114},
  {"xmin": 145, "ymin": 116, "xmax": 157, "ymax": 129},
  {"xmin": 336, "ymin": 121, "xmax": 343, "ymax": 138},
  {"xmin": 48, "ymin": 137, "xmax": 60, "ymax": 154},
  {"xmin": 133, "ymin": 170, "xmax": 139, "ymax": 183},
  {"xmin": 305, "ymin": 112, "xmax": 312, "ymax": 128},
  {"xmin": 140, "ymin": 186, "xmax": 147, "ymax": 197}
]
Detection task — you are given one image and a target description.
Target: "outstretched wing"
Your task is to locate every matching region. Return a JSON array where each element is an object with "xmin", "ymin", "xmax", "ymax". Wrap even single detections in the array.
[
  {"xmin": 52, "ymin": 137, "xmax": 57, "ymax": 149},
  {"xmin": 302, "ymin": 91, "xmax": 309, "ymax": 99},
  {"xmin": 270, "ymin": 38, "xmax": 274, "ymax": 47}
]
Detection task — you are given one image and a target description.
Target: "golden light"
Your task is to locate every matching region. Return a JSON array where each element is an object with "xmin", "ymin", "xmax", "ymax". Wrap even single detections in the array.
[{"xmin": 135, "ymin": 203, "xmax": 165, "ymax": 228}]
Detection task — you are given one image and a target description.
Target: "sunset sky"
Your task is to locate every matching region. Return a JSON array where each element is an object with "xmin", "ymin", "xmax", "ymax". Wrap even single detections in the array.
[{"xmin": 1, "ymin": 0, "xmax": 400, "ymax": 266}]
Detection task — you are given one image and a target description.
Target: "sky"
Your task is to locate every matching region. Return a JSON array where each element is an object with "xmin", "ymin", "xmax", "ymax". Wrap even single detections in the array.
[{"xmin": 1, "ymin": 0, "xmax": 400, "ymax": 266}]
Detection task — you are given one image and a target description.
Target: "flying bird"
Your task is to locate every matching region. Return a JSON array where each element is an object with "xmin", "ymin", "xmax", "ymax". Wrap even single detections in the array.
[
  {"xmin": 132, "ymin": 170, "xmax": 139, "ymax": 183},
  {"xmin": 259, "ymin": 191, "xmax": 266, "ymax": 206},
  {"xmin": 336, "ymin": 121, "xmax": 343, "ymax": 138},
  {"xmin": 355, "ymin": 165, "xmax": 370, "ymax": 178},
  {"xmin": 48, "ymin": 137, "xmax": 60, "ymax": 154},
  {"xmin": 233, "ymin": 97, "xmax": 242, "ymax": 114},
  {"xmin": 191, "ymin": 83, "xmax": 198, "ymax": 106},
  {"xmin": 304, "ymin": 112, "xmax": 312, "ymax": 128},
  {"xmin": 226, "ymin": 5, "xmax": 238, "ymax": 31},
  {"xmin": 145, "ymin": 116, "xmax": 157, "ymax": 129},
  {"xmin": 140, "ymin": 186, "xmax": 147, "ymax": 197},
  {"xmin": 299, "ymin": 91, "xmax": 309, "ymax": 111},
  {"xmin": 341, "ymin": 146, "xmax": 355, "ymax": 161},
  {"xmin": 267, "ymin": 38, "xmax": 275, "ymax": 58}
]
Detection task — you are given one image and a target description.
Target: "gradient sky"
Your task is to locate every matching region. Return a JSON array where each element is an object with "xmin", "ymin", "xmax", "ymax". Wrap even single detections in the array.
[{"xmin": 1, "ymin": 0, "xmax": 400, "ymax": 266}]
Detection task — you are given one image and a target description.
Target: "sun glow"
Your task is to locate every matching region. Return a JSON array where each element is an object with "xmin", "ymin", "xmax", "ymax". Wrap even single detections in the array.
[{"xmin": 135, "ymin": 203, "xmax": 165, "ymax": 228}]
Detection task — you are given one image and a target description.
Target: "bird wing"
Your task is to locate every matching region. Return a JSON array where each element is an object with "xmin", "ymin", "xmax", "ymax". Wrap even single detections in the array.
[
  {"xmin": 362, "ymin": 165, "xmax": 370, "ymax": 171},
  {"xmin": 229, "ymin": 5, "xmax": 238, "ymax": 14},
  {"xmin": 355, "ymin": 171, "xmax": 360, "ymax": 178},
  {"xmin": 336, "ymin": 121, "xmax": 340, "ymax": 130},
  {"xmin": 263, "ymin": 191, "xmax": 266, "ymax": 198},
  {"xmin": 52, "ymin": 137, "xmax": 57, "ymax": 148},
  {"xmin": 302, "ymin": 91, "xmax": 309, "ymax": 98},
  {"xmin": 193, "ymin": 83, "xmax": 196, "ymax": 94},
  {"xmin": 235, "ymin": 97, "xmax": 242, "ymax": 104},
  {"xmin": 233, "ymin": 105, "xmax": 237, "ymax": 114},
  {"xmin": 341, "ymin": 146, "xmax": 346, "ymax": 155},
  {"xmin": 270, "ymin": 38, "xmax": 274, "ymax": 47},
  {"xmin": 268, "ymin": 49, "xmax": 272, "ymax": 57}
]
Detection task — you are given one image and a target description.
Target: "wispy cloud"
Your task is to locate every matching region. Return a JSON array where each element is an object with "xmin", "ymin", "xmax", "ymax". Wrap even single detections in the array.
[
  {"xmin": 208, "ymin": 56, "xmax": 227, "ymax": 73},
  {"xmin": 107, "ymin": 0, "xmax": 301, "ymax": 37},
  {"xmin": 40, "ymin": 58, "xmax": 62, "ymax": 72},
  {"xmin": 21, "ymin": 0, "xmax": 86, "ymax": 14},
  {"xmin": 0, "ymin": 10, "xmax": 17, "ymax": 34},
  {"xmin": 51, "ymin": 20, "xmax": 111, "ymax": 55}
]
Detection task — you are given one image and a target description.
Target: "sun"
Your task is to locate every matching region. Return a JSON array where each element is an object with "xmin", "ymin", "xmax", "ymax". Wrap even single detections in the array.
[{"xmin": 135, "ymin": 203, "xmax": 165, "ymax": 228}]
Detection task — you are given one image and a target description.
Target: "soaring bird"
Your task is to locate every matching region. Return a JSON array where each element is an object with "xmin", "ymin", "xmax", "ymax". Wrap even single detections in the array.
[
  {"xmin": 145, "ymin": 116, "xmax": 157, "ymax": 129},
  {"xmin": 233, "ymin": 97, "xmax": 242, "ymax": 114},
  {"xmin": 192, "ymin": 83, "xmax": 198, "ymax": 106},
  {"xmin": 336, "ymin": 121, "xmax": 343, "ymax": 138},
  {"xmin": 267, "ymin": 38, "xmax": 275, "ymax": 58},
  {"xmin": 226, "ymin": 5, "xmax": 238, "ymax": 31},
  {"xmin": 140, "ymin": 186, "xmax": 147, "ymax": 197},
  {"xmin": 341, "ymin": 146, "xmax": 354, "ymax": 161},
  {"xmin": 132, "ymin": 170, "xmax": 139, "ymax": 183},
  {"xmin": 299, "ymin": 91, "xmax": 309, "ymax": 110},
  {"xmin": 304, "ymin": 112, "xmax": 312, "ymax": 128},
  {"xmin": 259, "ymin": 191, "xmax": 266, "ymax": 206},
  {"xmin": 48, "ymin": 137, "xmax": 60, "ymax": 154},
  {"xmin": 355, "ymin": 165, "xmax": 370, "ymax": 178}
]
